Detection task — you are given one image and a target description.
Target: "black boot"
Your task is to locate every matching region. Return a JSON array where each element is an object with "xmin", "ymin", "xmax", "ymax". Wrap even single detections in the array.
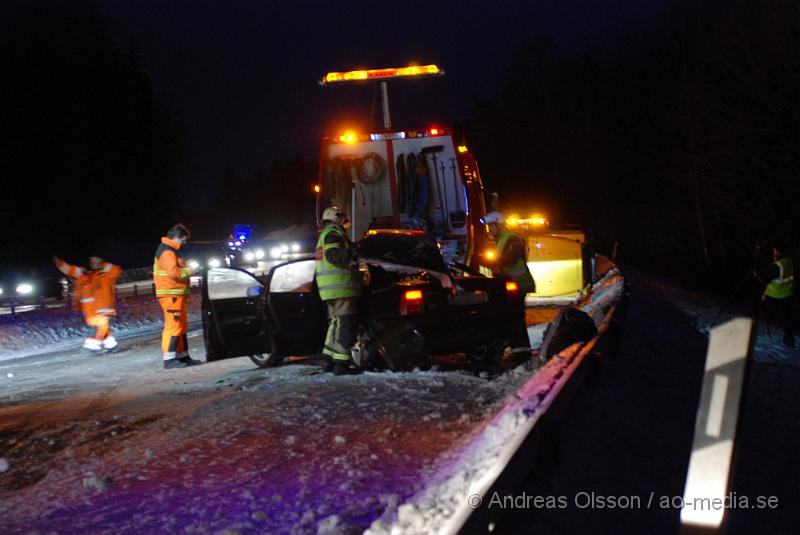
[
  {"xmin": 163, "ymin": 356, "xmax": 202, "ymax": 369},
  {"xmin": 333, "ymin": 361, "xmax": 361, "ymax": 376}
]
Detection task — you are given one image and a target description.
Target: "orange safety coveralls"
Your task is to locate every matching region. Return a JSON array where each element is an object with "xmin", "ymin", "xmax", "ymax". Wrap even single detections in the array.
[
  {"xmin": 153, "ymin": 237, "xmax": 194, "ymax": 360},
  {"xmin": 55, "ymin": 259, "xmax": 122, "ymax": 349}
]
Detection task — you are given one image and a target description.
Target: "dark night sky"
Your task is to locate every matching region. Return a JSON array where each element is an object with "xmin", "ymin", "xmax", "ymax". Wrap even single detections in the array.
[{"xmin": 102, "ymin": 0, "xmax": 666, "ymax": 212}]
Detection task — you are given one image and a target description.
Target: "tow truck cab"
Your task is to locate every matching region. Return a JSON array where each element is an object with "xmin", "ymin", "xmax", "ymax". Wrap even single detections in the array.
[{"xmin": 317, "ymin": 127, "xmax": 491, "ymax": 267}]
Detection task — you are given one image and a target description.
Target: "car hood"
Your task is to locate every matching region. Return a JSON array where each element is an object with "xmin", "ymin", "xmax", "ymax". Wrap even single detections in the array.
[{"xmin": 360, "ymin": 258, "xmax": 454, "ymax": 289}]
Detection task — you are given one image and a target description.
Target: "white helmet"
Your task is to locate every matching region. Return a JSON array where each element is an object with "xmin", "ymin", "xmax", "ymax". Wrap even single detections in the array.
[
  {"xmin": 482, "ymin": 211, "xmax": 505, "ymax": 225},
  {"xmin": 322, "ymin": 206, "xmax": 347, "ymax": 224}
]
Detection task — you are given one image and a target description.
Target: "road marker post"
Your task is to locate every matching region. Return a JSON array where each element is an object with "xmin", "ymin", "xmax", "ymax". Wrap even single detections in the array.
[{"xmin": 680, "ymin": 317, "xmax": 753, "ymax": 534}]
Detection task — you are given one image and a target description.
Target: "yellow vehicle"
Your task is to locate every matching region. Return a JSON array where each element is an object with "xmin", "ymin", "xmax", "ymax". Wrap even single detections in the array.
[{"xmin": 506, "ymin": 216, "xmax": 589, "ymax": 303}]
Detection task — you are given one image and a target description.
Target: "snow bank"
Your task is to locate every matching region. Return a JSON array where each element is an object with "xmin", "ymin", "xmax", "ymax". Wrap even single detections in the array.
[
  {"xmin": 366, "ymin": 268, "xmax": 626, "ymax": 535},
  {"xmin": 0, "ymin": 296, "xmax": 199, "ymax": 362},
  {"xmin": 646, "ymin": 272, "xmax": 800, "ymax": 367}
]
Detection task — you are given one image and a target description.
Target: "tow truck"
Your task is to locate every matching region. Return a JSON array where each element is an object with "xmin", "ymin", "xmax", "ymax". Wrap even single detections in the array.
[
  {"xmin": 316, "ymin": 64, "xmax": 492, "ymax": 267},
  {"xmin": 317, "ymin": 64, "xmax": 595, "ymax": 304}
]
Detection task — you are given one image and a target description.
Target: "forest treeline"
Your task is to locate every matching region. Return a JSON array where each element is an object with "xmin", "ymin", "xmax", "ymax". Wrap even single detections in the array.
[
  {"xmin": 1, "ymin": 1, "xmax": 184, "ymax": 263},
  {"xmin": 464, "ymin": 0, "xmax": 799, "ymax": 290}
]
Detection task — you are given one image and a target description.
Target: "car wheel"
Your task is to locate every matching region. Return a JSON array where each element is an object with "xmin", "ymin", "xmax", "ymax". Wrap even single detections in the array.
[
  {"xmin": 467, "ymin": 338, "xmax": 507, "ymax": 364},
  {"xmin": 249, "ymin": 353, "xmax": 285, "ymax": 368}
]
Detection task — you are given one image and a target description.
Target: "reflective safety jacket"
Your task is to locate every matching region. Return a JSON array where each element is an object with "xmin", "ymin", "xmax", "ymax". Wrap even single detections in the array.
[
  {"xmin": 56, "ymin": 259, "xmax": 122, "ymax": 315},
  {"xmin": 765, "ymin": 257, "xmax": 794, "ymax": 299},
  {"xmin": 315, "ymin": 224, "xmax": 361, "ymax": 301},
  {"xmin": 154, "ymin": 237, "xmax": 193, "ymax": 296},
  {"xmin": 496, "ymin": 229, "xmax": 536, "ymax": 294}
]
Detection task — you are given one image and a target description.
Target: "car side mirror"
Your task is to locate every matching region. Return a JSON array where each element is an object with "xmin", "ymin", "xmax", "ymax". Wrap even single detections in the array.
[{"xmin": 246, "ymin": 286, "xmax": 262, "ymax": 299}]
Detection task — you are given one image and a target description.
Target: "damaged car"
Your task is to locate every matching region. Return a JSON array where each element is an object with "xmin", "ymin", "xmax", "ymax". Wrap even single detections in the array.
[{"xmin": 201, "ymin": 229, "xmax": 527, "ymax": 371}]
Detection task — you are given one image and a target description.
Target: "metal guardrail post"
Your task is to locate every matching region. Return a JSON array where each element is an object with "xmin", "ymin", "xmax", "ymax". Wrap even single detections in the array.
[
  {"xmin": 133, "ymin": 283, "xmax": 138, "ymax": 297},
  {"xmin": 39, "ymin": 296, "xmax": 46, "ymax": 319},
  {"xmin": 10, "ymin": 300, "xmax": 16, "ymax": 319}
]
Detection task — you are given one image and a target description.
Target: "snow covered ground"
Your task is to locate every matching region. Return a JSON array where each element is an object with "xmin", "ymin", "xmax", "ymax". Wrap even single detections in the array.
[
  {"xmin": 2, "ymin": 328, "xmax": 589, "ymax": 534},
  {"xmin": 6, "ymin": 262, "xmax": 793, "ymax": 534},
  {"xmin": 37, "ymin": 263, "xmax": 800, "ymax": 535},
  {"xmin": 0, "ymin": 264, "xmax": 629, "ymax": 535},
  {"xmin": 638, "ymin": 270, "xmax": 800, "ymax": 367},
  {"xmin": 0, "ymin": 295, "xmax": 201, "ymax": 362},
  {"xmin": 0, "ymin": 276, "xmax": 575, "ymax": 534}
]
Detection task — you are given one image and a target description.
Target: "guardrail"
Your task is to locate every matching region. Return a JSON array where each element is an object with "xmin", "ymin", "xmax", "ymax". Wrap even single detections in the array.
[{"xmin": 0, "ymin": 268, "xmax": 202, "ymax": 322}]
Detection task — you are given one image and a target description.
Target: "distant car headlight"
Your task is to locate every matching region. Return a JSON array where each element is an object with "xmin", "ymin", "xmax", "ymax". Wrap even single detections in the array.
[
  {"xmin": 208, "ymin": 258, "xmax": 221, "ymax": 268},
  {"xmin": 291, "ymin": 242, "xmax": 301, "ymax": 252},
  {"xmin": 270, "ymin": 247, "xmax": 282, "ymax": 259},
  {"xmin": 16, "ymin": 283, "xmax": 34, "ymax": 295},
  {"xmin": 280, "ymin": 243, "xmax": 289, "ymax": 253},
  {"xmin": 188, "ymin": 259, "xmax": 200, "ymax": 269},
  {"xmin": 0, "ymin": 287, "xmax": 4, "ymax": 295},
  {"xmin": 255, "ymin": 249, "xmax": 265, "ymax": 259},
  {"xmin": 244, "ymin": 251, "xmax": 255, "ymax": 262}
]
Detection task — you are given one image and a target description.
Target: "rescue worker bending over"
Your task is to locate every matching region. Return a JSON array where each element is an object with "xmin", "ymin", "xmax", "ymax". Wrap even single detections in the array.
[
  {"xmin": 154, "ymin": 223, "xmax": 201, "ymax": 369},
  {"xmin": 755, "ymin": 241, "xmax": 795, "ymax": 348},
  {"xmin": 54, "ymin": 255, "xmax": 122, "ymax": 354},
  {"xmin": 315, "ymin": 206, "xmax": 362, "ymax": 375},
  {"xmin": 484, "ymin": 211, "xmax": 536, "ymax": 358}
]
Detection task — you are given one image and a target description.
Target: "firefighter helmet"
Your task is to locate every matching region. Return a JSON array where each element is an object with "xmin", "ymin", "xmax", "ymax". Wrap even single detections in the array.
[
  {"xmin": 322, "ymin": 206, "xmax": 347, "ymax": 225},
  {"xmin": 482, "ymin": 211, "xmax": 505, "ymax": 225}
]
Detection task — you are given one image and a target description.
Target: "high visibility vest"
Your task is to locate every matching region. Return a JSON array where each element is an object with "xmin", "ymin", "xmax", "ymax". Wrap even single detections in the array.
[
  {"xmin": 765, "ymin": 257, "xmax": 794, "ymax": 299},
  {"xmin": 315, "ymin": 225, "xmax": 361, "ymax": 301},
  {"xmin": 57, "ymin": 259, "xmax": 121, "ymax": 315},
  {"xmin": 154, "ymin": 237, "xmax": 192, "ymax": 296},
  {"xmin": 496, "ymin": 230, "xmax": 536, "ymax": 294}
]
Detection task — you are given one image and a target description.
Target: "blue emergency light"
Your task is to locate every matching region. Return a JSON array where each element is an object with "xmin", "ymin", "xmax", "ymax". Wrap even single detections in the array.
[{"xmin": 233, "ymin": 224, "xmax": 253, "ymax": 242}]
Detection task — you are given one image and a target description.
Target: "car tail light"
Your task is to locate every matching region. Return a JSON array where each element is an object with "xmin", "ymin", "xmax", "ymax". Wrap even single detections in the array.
[
  {"xmin": 506, "ymin": 281, "xmax": 519, "ymax": 300},
  {"xmin": 400, "ymin": 289, "xmax": 424, "ymax": 315}
]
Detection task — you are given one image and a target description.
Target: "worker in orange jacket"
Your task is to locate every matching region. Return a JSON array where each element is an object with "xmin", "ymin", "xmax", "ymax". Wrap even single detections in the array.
[
  {"xmin": 54, "ymin": 255, "xmax": 122, "ymax": 354},
  {"xmin": 154, "ymin": 223, "xmax": 201, "ymax": 369}
]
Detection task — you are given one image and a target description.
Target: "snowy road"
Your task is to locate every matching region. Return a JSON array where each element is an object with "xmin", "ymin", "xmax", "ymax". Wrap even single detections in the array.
[{"xmin": 0, "ymin": 323, "xmax": 552, "ymax": 534}]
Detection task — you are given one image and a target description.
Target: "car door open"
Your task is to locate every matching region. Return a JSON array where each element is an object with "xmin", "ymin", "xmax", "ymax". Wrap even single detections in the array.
[
  {"xmin": 266, "ymin": 259, "xmax": 326, "ymax": 354},
  {"xmin": 202, "ymin": 267, "xmax": 271, "ymax": 361}
]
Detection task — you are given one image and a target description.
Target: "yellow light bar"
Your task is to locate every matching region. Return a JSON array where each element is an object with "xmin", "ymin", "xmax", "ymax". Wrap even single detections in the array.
[
  {"xmin": 313, "ymin": 184, "xmax": 320, "ymax": 194},
  {"xmin": 339, "ymin": 130, "xmax": 358, "ymax": 144},
  {"xmin": 512, "ymin": 214, "xmax": 549, "ymax": 227},
  {"xmin": 321, "ymin": 64, "xmax": 443, "ymax": 85},
  {"xmin": 457, "ymin": 145, "xmax": 468, "ymax": 153},
  {"xmin": 530, "ymin": 213, "xmax": 547, "ymax": 225}
]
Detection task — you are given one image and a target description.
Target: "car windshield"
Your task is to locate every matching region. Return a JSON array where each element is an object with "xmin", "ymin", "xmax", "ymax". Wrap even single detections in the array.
[{"xmin": 358, "ymin": 233, "xmax": 448, "ymax": 273}]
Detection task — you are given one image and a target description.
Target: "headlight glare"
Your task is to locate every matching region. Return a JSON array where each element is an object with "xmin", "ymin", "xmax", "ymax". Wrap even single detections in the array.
[{"xmin": 17, "ymin": 283, "xmax": 34, "ymax": 295}]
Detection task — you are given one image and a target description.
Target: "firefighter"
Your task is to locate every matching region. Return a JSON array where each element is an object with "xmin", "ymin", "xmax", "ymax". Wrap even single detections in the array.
[
  {"xmin": 154, "ymin": 223, "xmax": 201, "ymax": 369},
  {"xmin": 755, "ymin": 241, "xmax": 795, "ymax": 348},
  {"xmin": 483, "ymin": 211, "xmax": 536, "ymax": 358},
  {"xmin": 53, "ymin": 255, "xmax": 122, "ymax": 354},
  {"xmin": 315, "ymin": 206, "xmax": 362, "ymax": 375}
]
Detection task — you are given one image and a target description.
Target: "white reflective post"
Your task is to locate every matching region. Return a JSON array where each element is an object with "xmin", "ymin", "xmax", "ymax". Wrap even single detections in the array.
[{"xmin": 680, "ymin": 317, "xmax": 753, "ymax": 534}]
